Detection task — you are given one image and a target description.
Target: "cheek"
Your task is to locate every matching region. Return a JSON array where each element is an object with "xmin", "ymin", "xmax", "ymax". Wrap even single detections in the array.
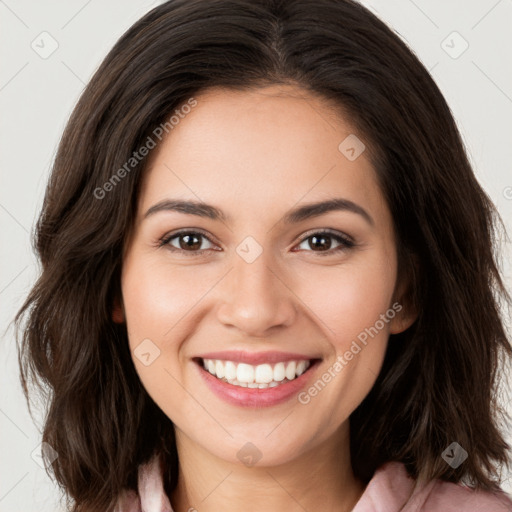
[
  {"xmin": 121, "ymin": 254, "xmax": 202, "ymax": 418},
  {"xmin": 297, "ymin": 253, "xmax": 397, "ymax": 346},
  {"xmin": 121, "ymin": 254, "xmax": 214, "ymax": 346},
  {"xmin": 293, "ymin": 251, "xmax": 396, "ymax": 413}
]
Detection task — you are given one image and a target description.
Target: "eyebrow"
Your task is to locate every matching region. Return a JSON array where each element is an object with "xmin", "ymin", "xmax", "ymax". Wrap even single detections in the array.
[{"xmin": 143, "ymin": 197, "xmax": 374, "ymax": 226}]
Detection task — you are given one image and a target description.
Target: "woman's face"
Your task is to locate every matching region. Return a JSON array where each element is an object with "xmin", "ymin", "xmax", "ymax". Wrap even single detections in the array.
[{"xmin": 118, "ymin": 85, "xmax": 414, "ymax": 467}]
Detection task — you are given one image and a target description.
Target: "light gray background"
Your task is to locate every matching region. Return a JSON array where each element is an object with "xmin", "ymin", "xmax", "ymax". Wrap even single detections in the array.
[{"xmin": 1, "ymin": 1, "xmax": 511, "ymax": 511}]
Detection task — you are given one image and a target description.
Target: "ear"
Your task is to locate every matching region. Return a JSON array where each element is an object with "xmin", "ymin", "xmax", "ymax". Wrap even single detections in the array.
[
  {"xmin": 388, "ymin": 302, "xmax": 417, "ymax": 334},
  {"xmin": 389, "ymin": 254, "xmax": 420, "ymax": 335},
  {"xmin": 112, "ymin": 295, "xmax": 125, "ymax": 323}
]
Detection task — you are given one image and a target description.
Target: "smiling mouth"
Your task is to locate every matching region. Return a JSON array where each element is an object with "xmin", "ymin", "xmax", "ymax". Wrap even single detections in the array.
[{"xmin": 195, "ymin": 357, "xmax": 319, "ymax": 389}]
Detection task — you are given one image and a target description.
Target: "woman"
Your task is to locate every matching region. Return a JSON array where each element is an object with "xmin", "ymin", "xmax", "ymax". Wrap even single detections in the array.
[{"xmin": 16, "ymin": 1, "xmax": 512, "ymax": 510}]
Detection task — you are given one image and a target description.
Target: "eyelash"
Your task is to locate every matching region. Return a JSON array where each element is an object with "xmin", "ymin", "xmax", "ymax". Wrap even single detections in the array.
[{"xmin": 157, "ymin": 228, "xmax": 356, "ymax": 257}]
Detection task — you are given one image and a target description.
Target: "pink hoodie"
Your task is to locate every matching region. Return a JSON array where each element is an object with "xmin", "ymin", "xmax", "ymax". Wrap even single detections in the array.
[{"xmin": 114, "ymin": 455, "xmax": 512, "ymax": 512}]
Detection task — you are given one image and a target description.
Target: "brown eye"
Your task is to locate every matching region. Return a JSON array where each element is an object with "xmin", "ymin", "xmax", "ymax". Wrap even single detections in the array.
[
  {"xmin": 295, "ymin": 231, "xmax": 355, "ymax": 255},
  {"xmin": 307, "ymin": 234, "xmax": 333, "ymax": 251},
  {"xmin": 160, "ymin": 231, "xmax": 216, "ymax": 255},
  {"xmin": 176, "ymin": 233, "xmax": 203, "ymax": 251}
]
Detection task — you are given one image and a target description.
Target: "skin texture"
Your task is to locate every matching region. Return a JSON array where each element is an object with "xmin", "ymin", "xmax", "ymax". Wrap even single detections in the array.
[{"xmin": 115, "ymin": 85, "xmax": 417, "ymax": 512}]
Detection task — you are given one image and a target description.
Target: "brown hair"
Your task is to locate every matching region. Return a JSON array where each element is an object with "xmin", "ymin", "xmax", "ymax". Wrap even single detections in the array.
[{"xmin": 15, "ymin": 0, "xmax": 512, "ymax": 510}]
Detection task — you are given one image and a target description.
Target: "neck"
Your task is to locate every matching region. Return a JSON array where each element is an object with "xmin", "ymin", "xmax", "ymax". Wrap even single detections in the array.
[{"xmin": 170, "ymin": 423, "xmax": 366, "ymax": 512}]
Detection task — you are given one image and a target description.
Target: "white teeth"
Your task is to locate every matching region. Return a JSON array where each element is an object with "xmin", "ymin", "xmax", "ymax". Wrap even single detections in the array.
[
  {"xmin": 224, "ymin": 361, "xmax": 237, "ymax": 380},
  {"xmin": 201, "ymin": 358, "xmax": 312, "ymax": 387},
  {"xmin": 273, "ymin": 362, "xmax": 285, "ymax": 382},
  {"xmin": 285, "ymin": 361, "xmax": 296, "ymax": 380},
  {"xmin": 236, "ymin": 363, "xmax": 254, "ymax": 383},
  {"xmin": 215, "ymin": 360, "xmax": 225, "ymax": 379},
  {"xmin": 254, "ymin": 364, "xmax": 273, "ymax": 383},
  {"xmin": 296, "ymin": 360, "xmax": 307, "ymax": 376}
]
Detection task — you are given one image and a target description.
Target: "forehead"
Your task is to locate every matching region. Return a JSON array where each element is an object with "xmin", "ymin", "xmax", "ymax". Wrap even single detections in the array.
[{"xmin": 138, "ymin": 85, "xmax": 386, "ymax": 225}]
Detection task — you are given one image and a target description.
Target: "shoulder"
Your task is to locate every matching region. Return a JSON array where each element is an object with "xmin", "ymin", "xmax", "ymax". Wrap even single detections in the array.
[
  {"xmin": 353, "ymin": 461, "xmax": 512, "ymax": 512},
  {"xmin": 420, "ymin": 477, "xmax": 512, "ymax": 512}
]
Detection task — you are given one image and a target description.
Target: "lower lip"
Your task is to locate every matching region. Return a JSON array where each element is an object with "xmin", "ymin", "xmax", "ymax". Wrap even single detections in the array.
[{"xmin": 195, "ymin": 360, "xmax": 319, "ymax": 407}]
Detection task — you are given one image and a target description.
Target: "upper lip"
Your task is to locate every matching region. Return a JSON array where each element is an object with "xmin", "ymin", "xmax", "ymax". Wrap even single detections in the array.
[{"xmin": 196, "ymin": 350, "xmax": 320, "ymax": 365}]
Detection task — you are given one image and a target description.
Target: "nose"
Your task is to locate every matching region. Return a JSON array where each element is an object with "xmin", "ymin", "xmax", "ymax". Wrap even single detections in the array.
[{"xmin": 216, "ymin": 249, "xmax": 297, "ymax": 337}]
